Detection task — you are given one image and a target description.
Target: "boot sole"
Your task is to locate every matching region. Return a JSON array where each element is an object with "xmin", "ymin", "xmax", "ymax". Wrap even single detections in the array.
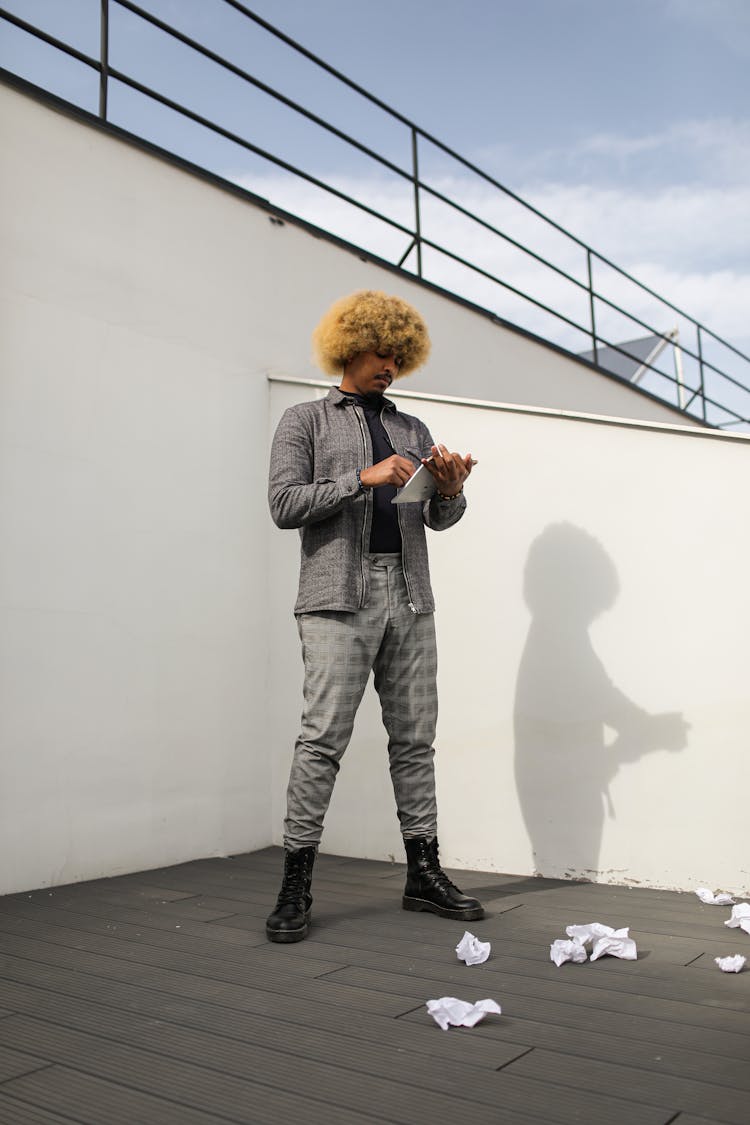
[
  {"xmin": 402, "ymin": 895, "xmax": 484, "ymax": 921},
  {"xmin": 266, "ymin": 922, "xmax": 310, "ymax": 943}
]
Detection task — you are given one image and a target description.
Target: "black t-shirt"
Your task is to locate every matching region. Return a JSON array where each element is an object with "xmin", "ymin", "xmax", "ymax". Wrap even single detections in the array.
[{"xmin": 343, "ymin": 392, "xmax": 402, "ymax": 553}]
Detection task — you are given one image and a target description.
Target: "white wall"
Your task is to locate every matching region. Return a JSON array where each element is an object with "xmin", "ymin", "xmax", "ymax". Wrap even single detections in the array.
[
  {"xmin": 1, "ymin": 81, "xmax": 739, "ymax": 895},
  {"xmin": 1, "ymin": 84, "xmax": 275, "ymax": 892},
  {"xmin": 269, "ymin": 378, "xmax": 750, "ymax": 894}
]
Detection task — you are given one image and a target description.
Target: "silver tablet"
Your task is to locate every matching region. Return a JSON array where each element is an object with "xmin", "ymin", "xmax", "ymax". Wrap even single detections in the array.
[{"xmin": 391, "ymin": 463, "xmax": 437, "ymax": 504}]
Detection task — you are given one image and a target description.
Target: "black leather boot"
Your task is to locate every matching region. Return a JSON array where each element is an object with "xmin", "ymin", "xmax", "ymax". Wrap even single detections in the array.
[
  {"xmin": 403, "ymin": 836, "xmax": 484, "ymax": 920},
  {"xmin": 266, "ymin": 846, "xmax": 316, "ymax": 943}
]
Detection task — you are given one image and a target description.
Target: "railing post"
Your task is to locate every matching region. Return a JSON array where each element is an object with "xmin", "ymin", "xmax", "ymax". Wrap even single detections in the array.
[
  {"xmin": 99, "ymin": 0, "xmax": 109, "ymax": 120},
  {"xmin": 696, "ymin": 324, "xmax": 707, "ymax": 422},
  {"xmin": 671, "ymin": 326, "xmax": 686, "ymax": 410},
  {"xmin": 411, "ymin": 127, "xmax": 422, "ymax": 277},
  {"xmin": 586, "ymin": 249, "xmax": 598, "ymax": 365}
]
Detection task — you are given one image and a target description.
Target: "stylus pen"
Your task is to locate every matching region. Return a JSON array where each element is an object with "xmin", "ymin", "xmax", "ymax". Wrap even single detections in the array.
[{"xmin": 424, "ymin": 444, "xmax": 478, "ymax": 465}]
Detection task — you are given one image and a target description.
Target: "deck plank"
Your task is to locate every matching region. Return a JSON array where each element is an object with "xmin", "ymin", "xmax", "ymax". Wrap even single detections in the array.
[
  {"xmin": 321, "ymin": 962, "xmax": 750, "ymax": 1033},
  {"xmin": 0, "ymin": 1014, "xmax": 562, "ymax": 1125},
  {"xmin": 1, "ymin": 847, "xmax": 748, "ymax": 1125},
  {"xmin": 506, "ymin": 1047, "xmax": 750, "ymax": 1124},
  {"xmin": 0, "ymin": 1090, "xmax": 102, "ymax": 1125},
  {"xmin": 0, "ymin": 1044, "xmax": 50, "ymax": 1084},
  {"xmin": 0, "ymin": 957, "xmax": 511, "ymax": 1070}
]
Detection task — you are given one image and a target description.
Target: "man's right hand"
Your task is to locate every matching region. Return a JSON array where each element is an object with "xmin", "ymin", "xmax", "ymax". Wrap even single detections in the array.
[{"xmin": 359, "ymin": 455, "xmax": 415, "ymax": 489}]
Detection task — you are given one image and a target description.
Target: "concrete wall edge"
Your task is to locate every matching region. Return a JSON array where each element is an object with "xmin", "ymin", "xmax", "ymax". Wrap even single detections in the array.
[{"xmin": 266, "ymin": 374, "xmax": 750, "ymax": 443}]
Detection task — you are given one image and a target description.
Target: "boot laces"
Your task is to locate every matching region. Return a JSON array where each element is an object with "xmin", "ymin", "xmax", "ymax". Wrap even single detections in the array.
[
  {"xmin": 277, "ymin": 856, "xmax": 310, "ymax": 907},
  {"xmin": 428, "ymin": 865, "xmax": 459, "ymax": 895},
  {"xmin": 422, "ymin": 841, "xmax": 459, "ymax": 894}
]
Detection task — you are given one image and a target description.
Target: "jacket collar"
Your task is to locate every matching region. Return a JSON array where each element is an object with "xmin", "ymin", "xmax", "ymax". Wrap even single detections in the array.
[{"xmin": 327, "ymin": 386, "xmax": 397, "ymax": 411}]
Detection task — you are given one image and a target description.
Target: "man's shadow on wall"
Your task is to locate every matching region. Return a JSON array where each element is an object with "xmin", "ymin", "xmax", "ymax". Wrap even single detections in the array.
[{"xmin": 513, "ymin": 523, "xmax": 689, "ymax": 880}]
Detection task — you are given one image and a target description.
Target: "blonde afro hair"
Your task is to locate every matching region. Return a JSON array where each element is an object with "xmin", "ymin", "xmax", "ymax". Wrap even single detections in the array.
[{"xmin": 312, "ymin": 290, "xmax": 431, "ymax": 377}]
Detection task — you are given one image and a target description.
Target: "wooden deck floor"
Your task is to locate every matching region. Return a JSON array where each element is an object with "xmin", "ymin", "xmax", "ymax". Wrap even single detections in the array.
[{"xmin": 0, "ymin": 848, "xmax": 747, "ymax": 1125}]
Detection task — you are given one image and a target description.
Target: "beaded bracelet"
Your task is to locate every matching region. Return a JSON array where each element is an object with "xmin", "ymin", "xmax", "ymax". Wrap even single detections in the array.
[
  {"xmin": 437, "ymin": 486, "xmax": 463, "ymax": 501},
  {"xmin": 356, "ymin": 468, "xmax": 366, "ymax": 493}
]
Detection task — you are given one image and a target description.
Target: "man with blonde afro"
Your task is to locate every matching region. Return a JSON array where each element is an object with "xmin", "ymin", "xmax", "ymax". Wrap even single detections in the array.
[{"xmin": 266, "ymin": 289, "xmax": 483, "ymax": 941}]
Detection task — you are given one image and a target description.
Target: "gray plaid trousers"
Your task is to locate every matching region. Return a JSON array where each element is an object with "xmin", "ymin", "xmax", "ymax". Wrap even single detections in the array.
[{"xmin": 284, "ymin": 554, "xmax": 439, "ymax": 850}]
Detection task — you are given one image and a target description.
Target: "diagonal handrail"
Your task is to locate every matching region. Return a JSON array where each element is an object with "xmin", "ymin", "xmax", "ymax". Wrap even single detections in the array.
[{"xmin": 227, "ymin": 2, "xmax": 750, "ymax": 367}]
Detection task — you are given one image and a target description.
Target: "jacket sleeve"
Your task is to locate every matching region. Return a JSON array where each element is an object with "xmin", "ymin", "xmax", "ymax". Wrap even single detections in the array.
[
  {"xmin": 268, "ymin": 406, "xmax": 361, "ymax": 529},
  {"xmin": 417, "ymin": 420, "xmax": 468, "ymax": 531}
]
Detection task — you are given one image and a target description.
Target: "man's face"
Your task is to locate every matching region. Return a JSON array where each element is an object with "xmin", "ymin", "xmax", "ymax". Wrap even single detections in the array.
[{"xmin": 340, "ymin": 350, "xmax": 402, "ymax": 397}]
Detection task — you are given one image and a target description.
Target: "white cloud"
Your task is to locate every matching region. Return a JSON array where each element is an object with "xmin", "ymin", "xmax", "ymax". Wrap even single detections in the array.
[
  {"xmin": 476, "ymin": 118, "xmax": 750, "ymax": 189},
  {"xmin": 579, "ymin": 119, "xmax": 750, "ymax": 186},
  {"xmin": 522, "ymin": 180, "xmax": 750, "ymax": 275}
]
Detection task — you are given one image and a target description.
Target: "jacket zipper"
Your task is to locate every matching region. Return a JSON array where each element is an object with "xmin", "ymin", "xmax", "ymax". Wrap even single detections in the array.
[
  {"xmin": 381, "ymin": 408, "xmax": 418, "ymax": 613},
  {"xmin": 352, "ymin": 405, "xmax": 371, "ymax": 609}
]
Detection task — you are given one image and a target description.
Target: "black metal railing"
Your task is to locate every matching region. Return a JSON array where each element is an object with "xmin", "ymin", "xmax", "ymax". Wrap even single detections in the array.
[{"xmin": 2, "ymin": 0, "xmax": 748, "ymax": 429}]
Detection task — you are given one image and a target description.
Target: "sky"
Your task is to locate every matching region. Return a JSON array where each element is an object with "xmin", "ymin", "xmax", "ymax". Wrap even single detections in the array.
[{"xmin": 2, "ymin": 0, "xmax": 749, "ymax": 425}]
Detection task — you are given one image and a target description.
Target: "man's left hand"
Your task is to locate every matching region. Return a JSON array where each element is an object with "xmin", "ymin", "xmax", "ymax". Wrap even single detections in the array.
[{"xmin": 421, "ymin": 444, "xmax": 476, "ymax": 497}]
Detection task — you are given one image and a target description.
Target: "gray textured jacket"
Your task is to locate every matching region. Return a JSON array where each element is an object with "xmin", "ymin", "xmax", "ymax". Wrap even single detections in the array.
[{"xmin": 268, "ymin": 387, "xmax": 466, "ymax": 614}]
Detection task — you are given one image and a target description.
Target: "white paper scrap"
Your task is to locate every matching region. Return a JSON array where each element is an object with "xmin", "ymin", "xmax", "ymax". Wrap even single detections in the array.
[
  {"xmin": 695, "ymin": 887, "xmax": 735, "ymax": 906},
  {"xmin": 550, "ymin": 938, "xmax": 587, "ymax": 967},
  {"xmin": 565, "ymin": 923, "xmax": 629, "ymax": 947},
  {"xmin": 456, "ymin": 931, "xmax": 491, "ymax": 966},
  {"xmin": 590, "ymin": 934, "xmax": 638, "ymax": 961},
  {"xmin": 426, "ymin": 997, "xmax": 502, "ymax": 1031},
  {"xmin": 724, "ymin": 904, "xmax": 750, "ymax": 935},
  {"xmin": 715, "ymin": 955, "xmax": 746, "ymax": 973}
]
